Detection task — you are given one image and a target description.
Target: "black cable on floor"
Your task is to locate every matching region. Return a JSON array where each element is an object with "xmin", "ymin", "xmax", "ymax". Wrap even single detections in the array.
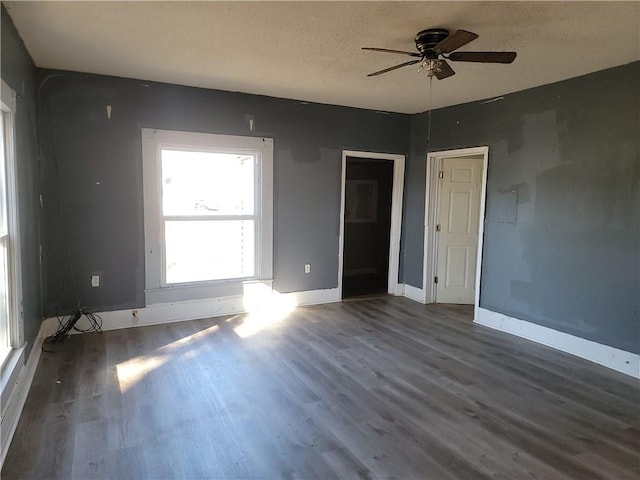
[{"xmin": 43, "ymin": 307, "xmax": 103, "ymax": 349}]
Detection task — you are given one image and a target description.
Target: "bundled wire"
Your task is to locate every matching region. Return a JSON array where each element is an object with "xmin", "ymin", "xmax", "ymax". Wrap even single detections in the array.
[{"xmin": 44, "ymin": 306, "xmax": 103, "ymax": 345}]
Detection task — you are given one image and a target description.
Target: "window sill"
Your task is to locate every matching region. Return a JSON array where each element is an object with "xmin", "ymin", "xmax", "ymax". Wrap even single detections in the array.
[
  {"xmin": 1, "ymin": 344, "xmax": 25, "ymax": 408},
  {"xmin": 145, "ymin": 278, "xmax": 273, "ymax": 306}
]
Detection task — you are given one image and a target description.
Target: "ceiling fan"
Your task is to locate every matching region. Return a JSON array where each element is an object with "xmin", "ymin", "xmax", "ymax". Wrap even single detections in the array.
[{"xmin": 363, "ymin": 28, "xmax": 517, "ymax": 79}]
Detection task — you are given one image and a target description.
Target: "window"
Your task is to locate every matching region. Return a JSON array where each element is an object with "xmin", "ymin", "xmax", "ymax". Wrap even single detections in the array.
[
  {"xmin": 0, "ymin": 79, "xmax": 23, "ymax": 367},
  {"xmin": 142, "ymin": 129, "xmax": 273, "ymax": 304},
  {"xmin": 0, "ymin": 109, "xmax": 9, "ymax": 362}
]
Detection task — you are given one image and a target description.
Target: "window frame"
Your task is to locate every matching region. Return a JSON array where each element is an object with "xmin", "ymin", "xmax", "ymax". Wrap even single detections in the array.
[
  {"xmin": 142, "ymin": 129, "xmax": 273, "ymax": 305},
  {"xmin": 0, "ymin": 78, "xmax": 24, "ymax": 369}
]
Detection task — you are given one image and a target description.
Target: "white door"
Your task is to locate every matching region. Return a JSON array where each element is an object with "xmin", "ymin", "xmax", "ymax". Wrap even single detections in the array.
[{"xmin": 435, "ymin": 156, "xmax": 483, "ymax": 304}]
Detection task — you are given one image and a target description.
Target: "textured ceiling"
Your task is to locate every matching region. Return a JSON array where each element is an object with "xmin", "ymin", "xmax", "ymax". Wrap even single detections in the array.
[{"xmin": 4, "ymin": 1, "xmax": 639, "ymax": 114}]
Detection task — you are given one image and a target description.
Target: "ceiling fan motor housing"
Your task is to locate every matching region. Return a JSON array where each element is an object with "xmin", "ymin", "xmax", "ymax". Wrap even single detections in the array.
[{"xmin": 415, "ymin": 28, "xmax": 449, "ymax": 56}]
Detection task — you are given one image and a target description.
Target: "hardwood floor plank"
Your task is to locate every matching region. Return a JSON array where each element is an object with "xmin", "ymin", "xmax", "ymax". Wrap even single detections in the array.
[{"xmin": 2, "ymin": 298, "xmax": 638, "ymax": 479}]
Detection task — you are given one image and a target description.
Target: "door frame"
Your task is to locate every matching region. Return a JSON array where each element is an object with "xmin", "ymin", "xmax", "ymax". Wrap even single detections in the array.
[
  {"xmin": 338, "ymin": 150, "xmax": 405, "ymax": 298},
  {"xmin": 422, "ymin": 146, "xmax": 488, "ymax": 319}
]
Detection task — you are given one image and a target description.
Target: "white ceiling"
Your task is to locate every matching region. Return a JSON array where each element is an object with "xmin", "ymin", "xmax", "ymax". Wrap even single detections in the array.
[{"xmin": 4, "ymin": 1, "xmax": 639, "ymax": 114}]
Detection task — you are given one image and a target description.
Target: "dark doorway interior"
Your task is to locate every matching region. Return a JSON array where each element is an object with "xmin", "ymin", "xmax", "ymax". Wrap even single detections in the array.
[{"xmin": 342, "ymin": 158, "xmax": 394, "ymax": 299}]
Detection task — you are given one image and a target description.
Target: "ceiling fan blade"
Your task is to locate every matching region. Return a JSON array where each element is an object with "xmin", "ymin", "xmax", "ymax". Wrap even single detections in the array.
[
  {"xmin": 433, "ymin": 29, "xmax": 478, "ymax": 53},
  {"xmin": 434, "ymin": 60, "xmax": 455, "ymax": 80},
  {"xmin": 367, "ymin": 59, "xmax": 421, "ymax": 77},
  {"xmin": 362, "ymin": 47, "xmax": 422, "ymax": 58},
  {"xmin": 448, "ymin": 51, "xmax": 517, "ymax": 63}
]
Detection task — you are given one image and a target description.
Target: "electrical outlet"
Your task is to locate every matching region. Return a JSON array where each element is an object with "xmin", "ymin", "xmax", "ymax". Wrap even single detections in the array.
[
  {"xmin": 304, "ymin": 264, "xmax": 311, "ymax": 274},
  {"xmin": 91, "ymin": 275, "xmax": 100, "ymax": 287}
]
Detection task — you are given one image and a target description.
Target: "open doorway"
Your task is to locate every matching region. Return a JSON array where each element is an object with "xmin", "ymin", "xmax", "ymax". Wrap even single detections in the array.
[
  {"xmin": 342, "ymin": 158, "xmax": 393, "ymax": 297},
  {"xmin": 339, "ymin": 151, "xmax": 404, "ymax": 300},
  {"xmin": 423, "ymin": 147, "xmax": 488, "ymax": 315}
]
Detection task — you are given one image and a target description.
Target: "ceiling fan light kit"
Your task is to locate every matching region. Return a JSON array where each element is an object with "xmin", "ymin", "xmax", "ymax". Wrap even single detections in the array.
[{"xmin": 363, "ymin": 28, "xmax": 517, "ymax": 79}]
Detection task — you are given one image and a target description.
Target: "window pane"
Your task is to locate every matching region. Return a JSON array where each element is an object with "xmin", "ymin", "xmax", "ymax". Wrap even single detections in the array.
[
  {"xmin": 161, "ymin": 150, "xmax": 254, "ymax": 216},
  {"xmin": 165, "ymin": 220, "xmax": 255, "ymax": 284},
  {"xmin": 0, "ymin": 110, "xmax": 8, "ymax": 357},
  {"xmin": 0, "ymin": 111, "xmax": 7, "ymax": 236},
  {"xmin": 0, "ymin": 237, "xmax": 9, "ymax": 351}
]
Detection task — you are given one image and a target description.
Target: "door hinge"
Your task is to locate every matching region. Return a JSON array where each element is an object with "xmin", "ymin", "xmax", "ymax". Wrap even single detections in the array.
[
  {"xmin": 438, "ymin": 170, "xmax": 444, "ymax": 179},
  {"xmin": 434, "ymin": 276, "xmax": 438, "ymax": 284},
  {"xmin": 436, "ymin": 224, "xmax": 441, "ymax": 232}
]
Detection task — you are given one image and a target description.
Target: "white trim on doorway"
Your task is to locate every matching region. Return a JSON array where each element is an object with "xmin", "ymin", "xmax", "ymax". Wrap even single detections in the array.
[
  {"xmin": 338, "ymin": 150, "xmax": 405, "ymax": 299},
  {"xmin": 422, "ymin": 146, "xmax": 489, "ymax": 318}
]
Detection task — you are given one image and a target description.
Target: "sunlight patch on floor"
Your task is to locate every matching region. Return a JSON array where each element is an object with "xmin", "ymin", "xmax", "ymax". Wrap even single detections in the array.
[
  {"xmin": 234, "ymin": 283, "xmax": 297, "ymax": 338},
  {"xmin": 158, "ymin": 324, "xmax": 220, "ymax": 353},
  {"xmin": 116, "ymin": 355, "xmax": 167, "ymax": 394},
  {"xmin": 116, "ymin": 324, "xmax": 223, "ymax": 393}
]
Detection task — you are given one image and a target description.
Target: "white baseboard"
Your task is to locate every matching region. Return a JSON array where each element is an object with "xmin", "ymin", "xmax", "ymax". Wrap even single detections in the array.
[
  {"xmin": 476, "ymin": 307, "xmax": 639, "ymax": 378},
  {"xmin": 404, "ymin": 284, "xmax": 426, "ymax": 303},
  {"xmin": 1, "ymin": 321, "xmax": 46, "ymax": 467},
  {"xmin": 287, "ymin": 287, "xmax": 340, "ymax": 306},
  {"xmin": 392, "ymin": 283, "xmax": 405, "ymax": 296},
  {"xmin": 43, "ymin": 287, "xmax": 342, "ymax": 334}
]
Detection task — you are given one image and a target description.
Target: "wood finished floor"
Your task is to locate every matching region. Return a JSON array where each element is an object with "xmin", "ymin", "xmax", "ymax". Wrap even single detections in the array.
[{"xmin": 3, "ymin": 297, "xmax": 639, "ymax": 479}]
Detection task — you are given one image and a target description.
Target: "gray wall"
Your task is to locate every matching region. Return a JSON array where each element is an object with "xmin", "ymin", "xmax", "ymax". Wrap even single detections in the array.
[
  {"xmin": 25, "ymin": 20, "xmax": 640, "ymax": 355},
  {"xmin": 404, "ymin": 62, "xmax": 639, "ymax": 354},
  {"xmin": 1, "ymin": 5, "xmax": 42, "ymax": 355},
  {"xmin": 36, "ymin": 70, "xmax": 410, "ymax": 315}
]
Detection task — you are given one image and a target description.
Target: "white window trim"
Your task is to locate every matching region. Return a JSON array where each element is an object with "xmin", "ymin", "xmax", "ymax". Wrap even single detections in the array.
[
  {"xmin": 0, "ymin": 78, "xmax": 25, "ymax": 371},
  {"xmin": 142, "ymin": 128, "xmax": 273, "ymax": 305}
]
